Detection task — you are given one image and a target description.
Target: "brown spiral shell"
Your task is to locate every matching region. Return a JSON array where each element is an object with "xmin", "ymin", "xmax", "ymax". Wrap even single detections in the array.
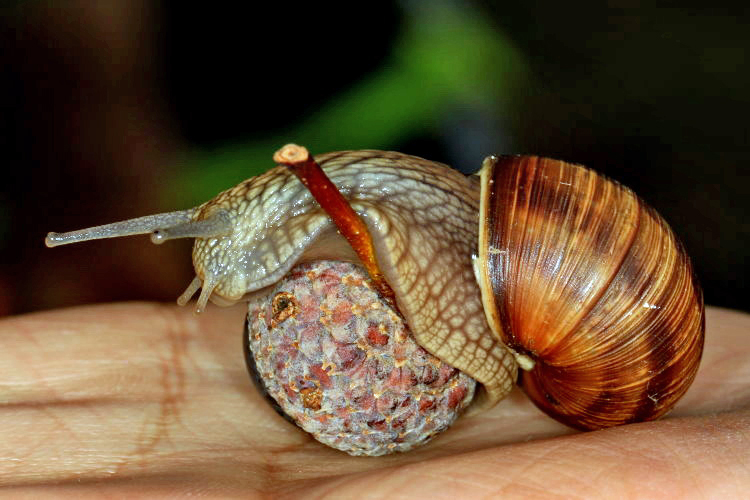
[{"xmin": 477, "ymin": 156, "xmax": 705, "ymax": 430}]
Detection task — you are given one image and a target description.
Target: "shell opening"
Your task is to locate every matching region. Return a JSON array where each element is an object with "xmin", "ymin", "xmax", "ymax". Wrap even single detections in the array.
[{"xmin": 514, "ymin": 353, "xmax": 536, "ymax": 371}]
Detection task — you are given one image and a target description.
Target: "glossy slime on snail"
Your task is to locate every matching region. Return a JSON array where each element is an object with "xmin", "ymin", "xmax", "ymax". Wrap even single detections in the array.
[{"xmin": 46, "ymin": 144, "xmax": 704, "ymax": 451}]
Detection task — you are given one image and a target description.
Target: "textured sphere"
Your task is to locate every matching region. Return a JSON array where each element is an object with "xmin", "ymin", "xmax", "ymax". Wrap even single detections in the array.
[{"xmin": 245, "ymin": 260, "xmax": 476, "ymax": 456}]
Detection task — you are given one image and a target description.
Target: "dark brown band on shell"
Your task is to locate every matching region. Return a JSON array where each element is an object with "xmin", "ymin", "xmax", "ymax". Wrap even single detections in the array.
[{"xmin": 478, "ymin": 155, "xmax": 704, "ymax": 430}]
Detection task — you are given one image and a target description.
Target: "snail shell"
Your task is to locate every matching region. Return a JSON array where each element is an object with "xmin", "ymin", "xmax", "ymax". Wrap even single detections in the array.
[
  {"xmin": 477, "ymin": 156, "xmax": 704, "ymax": 429},
  {"xmin": 45, "ymin": 147, "xmax": 704, "ymax": 432}
]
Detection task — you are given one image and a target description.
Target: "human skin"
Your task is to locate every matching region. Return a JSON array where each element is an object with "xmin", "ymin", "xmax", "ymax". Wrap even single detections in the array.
[{"xmin": 0, "ymin": 304, "xmax": 748, "ymax": 498}]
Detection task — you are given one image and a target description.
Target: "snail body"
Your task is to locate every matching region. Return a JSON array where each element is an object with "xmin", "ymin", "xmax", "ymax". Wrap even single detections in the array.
[{"xmin": 46, "ymin": 146, "xmax": 704, "ymax": 438}]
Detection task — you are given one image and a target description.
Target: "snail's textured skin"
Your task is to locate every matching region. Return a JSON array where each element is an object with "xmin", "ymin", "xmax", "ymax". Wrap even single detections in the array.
[
  {"xmin": 246, "ymin": 261, "xmax": 476, "ymax": 456},
  {"xmin": 193, "ymin": 151, "xmax": 517, "ymax": 407}
]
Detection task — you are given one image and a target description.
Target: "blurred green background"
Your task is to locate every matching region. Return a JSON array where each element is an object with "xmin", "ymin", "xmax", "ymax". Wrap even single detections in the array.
[{"xmin": 2, "ymin": 1, "xmax": 748, "ymax": 315}]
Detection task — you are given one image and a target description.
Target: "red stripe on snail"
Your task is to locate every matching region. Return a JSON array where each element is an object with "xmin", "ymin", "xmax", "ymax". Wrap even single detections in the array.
[{"xmin": 273, "ymin": 144, "xmax": 400, "ymax": 313}]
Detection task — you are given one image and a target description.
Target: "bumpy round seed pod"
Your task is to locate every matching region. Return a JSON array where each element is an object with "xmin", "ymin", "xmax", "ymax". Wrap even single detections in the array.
[{"xmin": 244, "ymin": 260, "xmax": 476, "ymax": 456}]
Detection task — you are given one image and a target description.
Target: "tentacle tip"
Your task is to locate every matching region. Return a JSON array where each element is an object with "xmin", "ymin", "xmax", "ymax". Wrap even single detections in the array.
[
  {"xmin": 45, "ymin": 232, "xmax": 62, "ymax": 248},
  {"xmin": 273, "ymin": 144, "xmax": 309, "ymax": 165}
]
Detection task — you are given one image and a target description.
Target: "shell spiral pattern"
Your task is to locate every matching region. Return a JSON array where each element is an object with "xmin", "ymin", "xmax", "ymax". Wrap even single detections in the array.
[{"xmin": 478, "ymin": 156, "xmax": 705, "ymax": 430}]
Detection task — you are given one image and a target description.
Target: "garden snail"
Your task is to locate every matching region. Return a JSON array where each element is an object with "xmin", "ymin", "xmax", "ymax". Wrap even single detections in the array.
[{"xmin": 46, "ymin": 144, "xmax": 704, "ymax": 452}]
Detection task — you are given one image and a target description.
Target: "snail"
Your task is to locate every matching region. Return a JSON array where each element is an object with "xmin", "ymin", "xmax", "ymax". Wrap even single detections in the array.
[{"xmin": 46, "ymin": 144, "xmax": 704, "ymax": 447}]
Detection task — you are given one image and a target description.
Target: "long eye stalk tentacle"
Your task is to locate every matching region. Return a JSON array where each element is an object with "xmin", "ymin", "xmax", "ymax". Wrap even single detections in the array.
[
  {"xmin": 151, "ymin": 209, "xmax": 232, "ymax": 244},
  {"xmin": 45, "ymin": 207, "xmax": 235, "ymax": 314},
  {"xmin": 45, "ymin": 209, "xmax": 197, "ymax": 247}
]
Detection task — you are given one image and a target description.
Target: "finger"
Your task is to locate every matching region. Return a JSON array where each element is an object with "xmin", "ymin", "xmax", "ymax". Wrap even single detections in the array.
[
  {"xmin": 0, "ymin": 304, "xmax": 747, "ymax": 491},
  {"xmin": 292, "ymin": 410, "xmax": 750, "ymax": 499},
  {"xmin": 436, "ymin": 305, "xmax": 750, "ymax": 453},
  {"xmin": 672, "ymin": 306, "xmax": 750, "ymax": 415},
  {"xmin": 0, "ymin": 303, "xmax": 298, "ymax": 489}
]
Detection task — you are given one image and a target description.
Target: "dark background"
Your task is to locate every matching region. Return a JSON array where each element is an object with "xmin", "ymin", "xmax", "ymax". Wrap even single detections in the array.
[{"xmin": 2, "ymin": 1, "xmax": 748, "ymax": 316}]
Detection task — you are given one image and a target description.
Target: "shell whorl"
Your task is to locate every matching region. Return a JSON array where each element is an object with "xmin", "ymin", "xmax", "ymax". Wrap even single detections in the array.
[{"xmin": 477, "ymin": 156, "xmax": 705, "ymax": 430}]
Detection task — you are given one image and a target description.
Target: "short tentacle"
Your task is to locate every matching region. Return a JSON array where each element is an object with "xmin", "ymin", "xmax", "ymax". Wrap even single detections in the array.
[
  {"xmin": 177, "ymin": 276, "xmax": 202, "ymax": 306},
  {"xmin": 196, "ymin": 275, "xmax": 220, "ymax": 314}
]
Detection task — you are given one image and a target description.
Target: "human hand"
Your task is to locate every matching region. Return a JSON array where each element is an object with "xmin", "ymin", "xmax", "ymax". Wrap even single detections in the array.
[{"xmin": 1, "ymin": 304, "xmax": 748, "ymax": 498}]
